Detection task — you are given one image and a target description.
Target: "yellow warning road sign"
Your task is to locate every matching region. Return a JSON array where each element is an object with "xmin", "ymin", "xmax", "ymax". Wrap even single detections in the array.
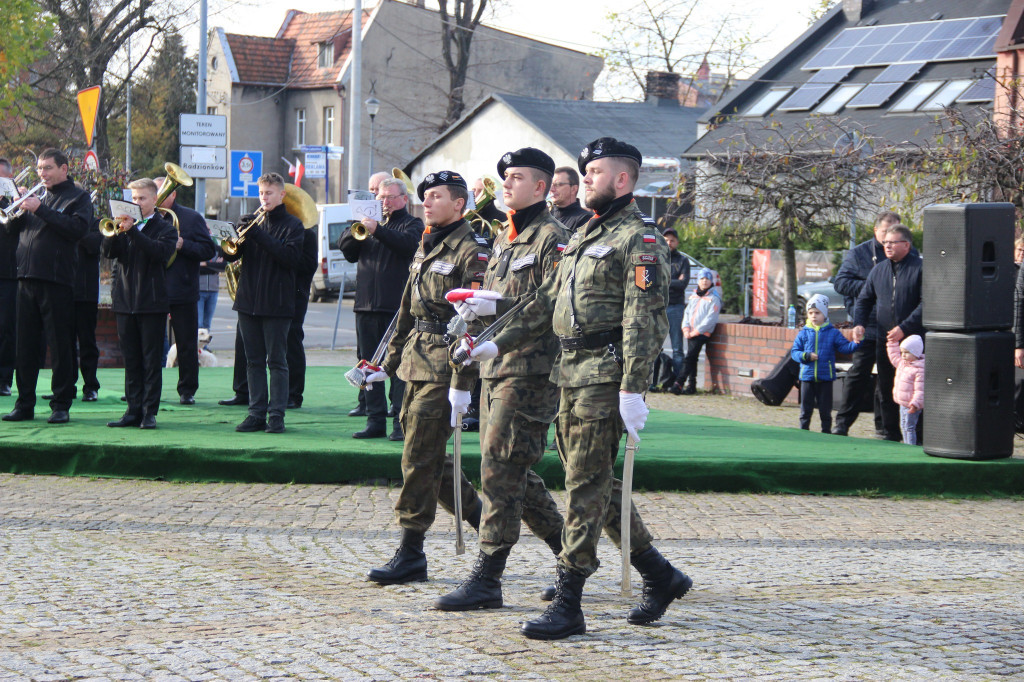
[{"xmin": 77, "ymin": 86, "xmax": 101, "ymax": 148}]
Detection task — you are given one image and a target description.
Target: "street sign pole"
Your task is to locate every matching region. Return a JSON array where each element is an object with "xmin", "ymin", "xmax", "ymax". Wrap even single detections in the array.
[{"xmin": 196, "ymin": 0, "xmax": 208, "ymax": 214}]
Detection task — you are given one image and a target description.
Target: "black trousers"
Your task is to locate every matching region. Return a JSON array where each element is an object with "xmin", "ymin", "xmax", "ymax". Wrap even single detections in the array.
[
  {"xmin": 834, "ymin": 338, "xmax": 883, "ymax": 433},
  {"xmin": 14, "ymin": 279, "xmax": 76, "ymax": 412},
  {"xmin": 169, "ymin": 302, "xmax": 199, "ymax": 397},
  {"xmin": 287, "ymin": 295, "xmax": 310, "ymax": 405},
  {"xmin": 0, "ymin": 278, "xmax": 16, "ymax": 386},
  {"xmin": 355, "ymin": 311, "xmax": 404, "ymax": 429},
  {"xmin": 116, "ymin": 312, "xmax": 165, "ymax": 418},
  {"xmin": 72, "ymin": 301, "xmax": 100, "ymax": 393},
  {"xmin": 799, "ymin": 380, "xmax": 833, "ymax": 433},
  {"xmin": 237, "ymin": 312, "xmax": 290, "ymax": 419},
  {"xmin": 676, "ymin": 334, "xmax": 710, "ymax": 386},
  {"xmin": 231, "ymin": 323, "xmax": 248, "ymax": 399},
  {"xmin": 874, "ymin": 339, "xmax": 902, "ymax": 441}
]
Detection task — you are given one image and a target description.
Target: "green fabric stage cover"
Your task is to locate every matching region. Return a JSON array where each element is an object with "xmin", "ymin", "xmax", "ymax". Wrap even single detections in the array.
[{"xmin": 0, "ymin": 368, "xmax": 1021, "ymax": 497}]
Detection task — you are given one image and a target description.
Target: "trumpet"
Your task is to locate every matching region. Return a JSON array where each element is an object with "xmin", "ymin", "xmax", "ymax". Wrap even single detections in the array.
[
  {"xmin": 222, "ymin": 183, "xmax": 318, "ymax": 256},
  {"xmin": 351, "ymin": 221, "xmax": 370, "ymax": 240},
  {"xmin": 0, "ymin": 182, "xmax": 47, "ymax": 225},
  {"xmin": 220, "ymin": 208, "xmax": 267, "ymax": 256}
]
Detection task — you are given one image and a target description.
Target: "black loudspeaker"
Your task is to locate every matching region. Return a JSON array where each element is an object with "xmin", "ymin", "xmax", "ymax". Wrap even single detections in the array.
[
  {"xmin": 922, "ymin": 203, "xmax": 1014, "ymax": 331},
  {"xmin": 923, "ymin": 331, "xmax": 1014, "ymax": 460}
]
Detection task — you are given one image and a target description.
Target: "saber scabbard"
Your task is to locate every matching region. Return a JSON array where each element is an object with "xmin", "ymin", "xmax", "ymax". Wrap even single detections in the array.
[
  {"xmin": 453, "ymin": 412, "xmax": 466, "ymax": 555},
  {"xmin": 620, "ymin": 434, "xmax": 639, "ymax": 596}
]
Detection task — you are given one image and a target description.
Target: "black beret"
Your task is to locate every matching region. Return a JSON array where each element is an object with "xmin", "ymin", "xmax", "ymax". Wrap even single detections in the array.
[
  {"xmin": 496, "ymin": 147, "xmax": 555, "ymax": 179},
  {"xmin": 577, "ymin": 137, "xmax": 643, "ymax": 175},
  {"xmin": 417, "ymin": 170, "xmax": 468, "ymax": 201}
]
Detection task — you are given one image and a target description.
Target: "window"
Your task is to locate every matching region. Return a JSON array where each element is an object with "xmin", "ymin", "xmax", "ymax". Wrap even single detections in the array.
[
  {"xmin": 318, "ymin": 41, "xmax": 334, "ymax": 68},
  {"xmin": 744, "ymin": 88, "xmax": 792, "ymax": 117},
  {"xmin": 889, "ymin": 81, "xmax": 944, "ymax": 112},
  {"xmin": 323, "ymin": 107, "xmax": 335, "ymax": 145},
  {"xmin": 815, "ymin": 84, "xmax": 864, "ymax": 114},
  {"xmin": 296, "ymin": 108, "xmax": 306, "ymax": 147},
  {"xmin": 207, "ymin": 106, "xmax": 218, "ymax": 115},
  {"xmin": 922, "ymin": 79, "xmax": 973, "ymax": 110},
  {"xmin": 211, "ymin": 56, "xmax": 219, "ymax": 70}
]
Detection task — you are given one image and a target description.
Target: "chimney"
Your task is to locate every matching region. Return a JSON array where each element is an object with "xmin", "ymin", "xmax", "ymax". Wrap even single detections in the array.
[
  {"xmin": 842, "ymin": 0, "xmax": 875, "ymax": 23},
  {"xmin": 645, "ymin": 71, "xmax": 681, "ymax": 107}
]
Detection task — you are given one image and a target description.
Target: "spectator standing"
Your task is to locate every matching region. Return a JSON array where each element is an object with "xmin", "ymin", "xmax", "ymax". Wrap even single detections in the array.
[
  {"xmin": 832, "ymin": 211, "xmax": 902, "ymax": 436},
  {"xmin": 197, "ymin": 244, "xmax": 225, "ymax": 334},
  {"xmin": 662, "ymin": 228, "xmax": 690, "ymax": 388},
  {"xmin": 790, "ymin": 294, "xmax": 858, "ymax": 433},
  {"xmin": 548, "ymin": 166, "xmax": 592, "ymax": 233},
  {"xmin": 886, "ymin": 334, "xmax": 925, "ymax": 445},
  {"xmin": 668, "ymin": 268, "xmax": 720, "ymax": 395},
  {"xmin": 852, "ymin": 223, "xmax": 923, "ymax": 442}
]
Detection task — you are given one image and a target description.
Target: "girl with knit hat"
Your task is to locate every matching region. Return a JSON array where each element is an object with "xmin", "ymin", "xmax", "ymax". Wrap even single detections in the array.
[{"xmin": 887, "ymin": 334, "xmax": 925, "ymax": 445}]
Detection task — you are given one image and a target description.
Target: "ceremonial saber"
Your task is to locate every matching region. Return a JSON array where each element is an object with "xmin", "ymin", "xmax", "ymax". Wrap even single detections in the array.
[
  {"xmin": 453, "ymin": 412, "xmax": 466, "ymax": 555},
  {"xmin": 620, "ymin": 434, "xmax": 638, "ymax": 596},
  {"xmin": 344, "ymin": 311, "xmax": 400, "ymax": 388},
  {"xmin": 448, "ymin": 291, "xmax": 537, "ymax": 366}
]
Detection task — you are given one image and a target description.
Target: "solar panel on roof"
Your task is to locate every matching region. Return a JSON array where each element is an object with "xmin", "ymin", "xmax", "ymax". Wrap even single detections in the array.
[
  {"xmin": 801, "ymin": 15, "xmax": 1002, "ymax": 70},
  {"xmin": 877, "ymin": 62, "xmax": 926, "ymax": 82},
  {"xmin": 957, "ymin": 70, "xmax": 995, "ymax": 102},
  {"xmin": 807, "ymin": 67, "xmax": 853, "ymax": 84},
  {"xmin": 778, "ymin": 84, "xmax": 836, "ymax": 111},
  {"xmin": 846, "ymin": 82, "xmax": 904, "ymax": 108}
]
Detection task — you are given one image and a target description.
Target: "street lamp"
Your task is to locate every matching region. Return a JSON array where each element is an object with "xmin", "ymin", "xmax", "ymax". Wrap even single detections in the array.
[{"xmin": 365, "ymin": 97, "xmax": 380, "ymax": 179}]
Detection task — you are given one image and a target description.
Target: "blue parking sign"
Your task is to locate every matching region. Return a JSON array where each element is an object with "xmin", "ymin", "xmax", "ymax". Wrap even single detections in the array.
[{"xmin": 230, "ymin": 150, "xmax": 263, "ymax": 198}]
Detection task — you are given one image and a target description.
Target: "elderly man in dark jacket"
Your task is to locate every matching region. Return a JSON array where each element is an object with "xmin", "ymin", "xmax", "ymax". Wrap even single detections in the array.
[
  {"xmin": 832, "ymin": 211, "xmax": 902, "ymax": 436},
  {"xmin": 338, "ymin": 176, "xmax": 423, "ymax": 440},
  {"xmin": 3, "ymin": 148, "xmax": 92, "ymax": 424},
  {"xmin": 101, "ymin": 178, "xmax": 177, "ymax": 429},
  {"xmin": 853, "ymin": 223, "xmax": 923, "ymax": 442},
  {"xmin": 158, "ymin": 178, "xmax": 216, "ymax": 405}
]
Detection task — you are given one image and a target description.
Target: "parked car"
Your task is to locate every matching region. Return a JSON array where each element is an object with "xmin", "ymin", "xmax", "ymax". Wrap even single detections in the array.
[
  {"xmin": 795, "ymin": 277, "xmax": 847, "ymax": 324},
  {"xmin": 310, "ymin": 204, "xmax": 358, "ymax": 302}
]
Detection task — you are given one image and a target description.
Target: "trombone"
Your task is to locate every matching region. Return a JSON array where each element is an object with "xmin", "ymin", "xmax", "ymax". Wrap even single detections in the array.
[{"xmin": 0, "ymin": 182, "xmax": 47, "ymax": 225}]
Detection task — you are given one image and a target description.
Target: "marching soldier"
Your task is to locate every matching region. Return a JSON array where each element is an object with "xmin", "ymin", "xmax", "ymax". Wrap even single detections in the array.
[
  {"xmin": 362, "ymin": 170, "xmax": 485, "ymax": 584},
  {"xmin": 462, "ymin": 138, "xmax": 692, "ymax": 640},
  {"xmin": 435, "ymin": 148, "xmax": 567, "ymax": 611}
]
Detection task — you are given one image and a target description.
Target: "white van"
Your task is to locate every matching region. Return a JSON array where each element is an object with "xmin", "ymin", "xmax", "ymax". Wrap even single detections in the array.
[{"xmin": 311, "ymin": 204, "xmax": 358, "ymax": 302}]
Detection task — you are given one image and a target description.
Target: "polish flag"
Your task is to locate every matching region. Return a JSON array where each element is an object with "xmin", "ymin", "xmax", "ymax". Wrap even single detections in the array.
[{"xmin": 282, "ymin": 157, "xmax": 305, "ymax": 187}]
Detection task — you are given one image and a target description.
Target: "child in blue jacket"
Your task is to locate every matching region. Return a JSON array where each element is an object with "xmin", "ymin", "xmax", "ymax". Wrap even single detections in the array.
[{"xmin": 790, "ymin": 294, "xmax": 859, "ymax": 433}]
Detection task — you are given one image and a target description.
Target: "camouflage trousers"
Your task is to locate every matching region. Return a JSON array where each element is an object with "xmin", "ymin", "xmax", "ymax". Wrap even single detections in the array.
[
  {"xmin": 554, "ymin": 382, "xmax": 654, "ymax": 577},
  {"xmin": 395, "ymin": 380, "xmax": 481, "ymax": 533},
  {"xmin": 478, "ymin": 375, "xmax": 564, "ymax": 556}
]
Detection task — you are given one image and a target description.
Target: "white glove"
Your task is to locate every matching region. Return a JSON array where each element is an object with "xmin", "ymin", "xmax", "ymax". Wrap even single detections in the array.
[
  {"xmin": 453, "ymin": 300, "xmax": 477, "ymax": 321},
  {"xmin": 363, "ymin": 369, "xmax": 388, "ymax": 390},
  {"xmin": 618, "ymin": 392, "xmax": 648, "ymax": 443},
  {"xmin": 468, "ymin": 340, "xmax": 499, "ymax": 363},
  {"xmin": 454, "ymin": 337, "xmax": 474, "ymax": 366},
  {"xmin": 448, "ymin": 388, "xmax": 472, "ymax": 427}
]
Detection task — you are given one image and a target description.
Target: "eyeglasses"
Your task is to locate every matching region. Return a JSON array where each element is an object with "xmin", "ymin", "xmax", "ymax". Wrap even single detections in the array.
[
  {"xmin": 882, "ymin": 240, "xmax": 908, "ymax": 246},
  {"xmin": 550, "ymin": 182, "xmax": 572, "ymax": 189},
  {"xmin": 379, "ymin": 194, "xmax": 404, "ymax": 201}
]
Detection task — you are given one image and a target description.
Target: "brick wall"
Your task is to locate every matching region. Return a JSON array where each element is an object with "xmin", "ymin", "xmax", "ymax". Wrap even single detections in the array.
[
  {"xmin": 703, "ymin": 323, "xmax": 855, "ymax": 404},
  {"xmin": 96, "ymin": 306, "xmax": 123, "ymax": 368}
]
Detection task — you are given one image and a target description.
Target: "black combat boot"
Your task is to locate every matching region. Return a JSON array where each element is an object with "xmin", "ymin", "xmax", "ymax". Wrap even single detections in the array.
[
  {"xmin": 521, "ymin": 567, "xmax": 587, "ymax": 640},
  {"xmin": 434, "ymin": 548, "xmax": 509, "ymax": 611},
  {"xmin": 539, "ymin": 532, "xmax": 562, "ymax": 601},
  {"xmin": 367, "ymin": 529, "xmax": 428, "ymax": 585},
  {"xmin": 627, "ymin": 546, "xmax": 693, "ymax": 625}
]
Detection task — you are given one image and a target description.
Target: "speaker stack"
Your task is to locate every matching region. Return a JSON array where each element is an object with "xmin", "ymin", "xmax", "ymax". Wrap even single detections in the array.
[{"xmin": 921, "ymin": 203, "xmax": 1015, "ymax": 460}]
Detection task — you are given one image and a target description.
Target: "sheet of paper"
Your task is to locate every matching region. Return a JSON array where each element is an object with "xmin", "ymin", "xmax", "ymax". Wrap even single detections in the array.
[
  {"xmin": 205, "ymin": 219, "xmax": 238, "ymax": 243},
  {"xmin": 108, "ymin": 199, "xmax": 143, "ymax": 224}
]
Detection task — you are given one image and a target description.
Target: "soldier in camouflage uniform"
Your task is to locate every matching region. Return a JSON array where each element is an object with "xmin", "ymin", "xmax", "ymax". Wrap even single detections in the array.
[
  {"xmin": 464, "ymin": 138, "xmax": 693, "ymax": 640},
  {"xmin": 434, "ymin": 148, "xmax": 568, "ymax": 612},
  {"xmin": 363, "ymin": 170, "xmax": 489, "ymax": 585}
]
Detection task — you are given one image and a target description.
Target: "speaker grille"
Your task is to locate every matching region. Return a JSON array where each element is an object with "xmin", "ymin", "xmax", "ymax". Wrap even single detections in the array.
[
  {"xmin": 922, "ymin": 203, "xmax": 1014, "ymax": 331},
  {"xmin": 923, "ymin": 331, "xmax": 1014, "ymax": 460}
]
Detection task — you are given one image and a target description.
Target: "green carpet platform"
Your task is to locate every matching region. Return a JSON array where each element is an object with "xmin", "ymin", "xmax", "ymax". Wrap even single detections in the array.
[{"xmin": 0, "ymin": 368, "xmax": 1022, "ymax": 497}]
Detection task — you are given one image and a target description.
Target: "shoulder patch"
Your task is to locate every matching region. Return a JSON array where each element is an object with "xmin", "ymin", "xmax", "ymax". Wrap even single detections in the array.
[
  {"xmin": 642, "ymin": 234, "xmax": 658, "ymax": 243},
  {"xmin": 638, "ymin": 254, "xmax": 658, "ymax": 263},
  {"xmin": 556, "ymin": 243, "xmax": 566, "ymax": 252},
  {"xmin": 475, "ymin": 236, "xmax": 489, "ymax": 246},
  {"xmin": 429, "ymin": 261, "xmax": 456, "ymax": 275},
  {"xmin": 477, "ymin": 252, "xmax": 489, "ymax": 261}
]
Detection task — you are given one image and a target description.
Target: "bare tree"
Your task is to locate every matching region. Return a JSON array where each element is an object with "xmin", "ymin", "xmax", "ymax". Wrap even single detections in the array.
[
  {"xmin": 437, "ymin": 0, "xmax": 488, "ymax": 131},
  {"xmin": 698, "ymin": 117, "xmax": 883, "ymax": 311}
]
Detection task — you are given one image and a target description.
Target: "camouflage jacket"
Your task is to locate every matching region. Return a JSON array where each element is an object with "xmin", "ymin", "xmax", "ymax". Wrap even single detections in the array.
[
  {"xmin": 479, "ymin": 208, "xmax": 569, "ymax": 379},
  {"xmin": 382, "ymin": 219, "xmax": 488, "ymax": 391},
  {"xmin": 491, "ymin": 199, "xmax": 668, "ymax": 393}
]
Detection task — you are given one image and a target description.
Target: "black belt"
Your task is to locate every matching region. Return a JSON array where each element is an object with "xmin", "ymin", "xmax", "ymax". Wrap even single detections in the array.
[
  {"xmin": 559, "ymin": 327, "xmax": 623, "ymax": 351},
  {"xmin": 414, "ymin": 318, "xmax": 448, "ymax": 335}
]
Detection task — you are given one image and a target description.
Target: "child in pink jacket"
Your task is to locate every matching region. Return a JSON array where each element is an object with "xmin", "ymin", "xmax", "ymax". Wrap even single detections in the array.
[{"xmin": 887, "ymin": 334, "xmax": 925, "ymax": 445}]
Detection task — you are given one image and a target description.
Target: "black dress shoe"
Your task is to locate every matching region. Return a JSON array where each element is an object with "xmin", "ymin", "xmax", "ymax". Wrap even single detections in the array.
[
  {"xmin": 236, "ymin": 415, "xmax": 267, "ymax": 432},
  {"xmin": 179, "ymin": 395, "xmax": 195, "ymax": 405},
  {"xmin": 0, "ymin": 385, "xmax": 11, "ymax": 396},
  {"xmin": 82, "ymin": 390, "xmax": 98, "ymax": 402},
  {"xmin": 286, "ymin": 400, "xmax": 300, "ymax": 409},
  {"xmin": 108, "ymin": 414, "xmax": 142, "ymax": 428},
  {"xmin": 139, "ymin": 415, "xmax": 157, "ymax": 429},
  {"xmin": 120, "ymin": 395, "xmax": 127, "ymax": 402},
  {"xmin": 43, "ymin": 393, "xmax": 55, "ymax": 400},
  {"xmin": 353, "ymin": 426, "xmax": 387, "ymax": 439},
  {"xmin": 348, "ymin": 405, "xmax": 367, "ymax": 417},
  {"xmin": 218, "ymin": 395, "xmax": 248, "ymax": 406},
  {"xmin": 47, "ymin": 410, "xmax": 70, "ymax": 424},
  {"xmin": 387, "ymin": 405, "xmax": 398, "ymax": 418},
  {"xmin": 2, "ymin": 407, "xmax": 34, "ymax": 421},
  {"xmin": 388, "ymin": 428, "xmax": 404, "ymax": 442},
  {"xmin": 265, "ymin": 415, "xmax": 285, "ymax": 433}
]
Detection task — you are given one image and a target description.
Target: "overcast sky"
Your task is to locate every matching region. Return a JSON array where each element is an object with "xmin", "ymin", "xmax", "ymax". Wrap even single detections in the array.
[{"xmin": 200, "ymin": 0, "xmax": 824, "ymax": 90}]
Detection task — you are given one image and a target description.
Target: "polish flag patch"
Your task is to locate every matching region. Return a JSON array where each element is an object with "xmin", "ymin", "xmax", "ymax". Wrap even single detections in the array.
[
  {"xmin": 642, "ymin": 234, "xmax": 658, "ymax": 243},
  {"xmin": 477, "ymin": 253, "xmax": 489, "ymax": 261},
  {"xmin": 556, "ymin": 243, "xmax": 566, "ymax": 252}
]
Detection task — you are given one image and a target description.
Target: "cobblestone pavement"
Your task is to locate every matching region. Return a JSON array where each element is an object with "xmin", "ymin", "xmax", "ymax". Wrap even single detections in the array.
[{"xmin": 1, "ymin": 474, "xmax": 1022, "ymax": 681}]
